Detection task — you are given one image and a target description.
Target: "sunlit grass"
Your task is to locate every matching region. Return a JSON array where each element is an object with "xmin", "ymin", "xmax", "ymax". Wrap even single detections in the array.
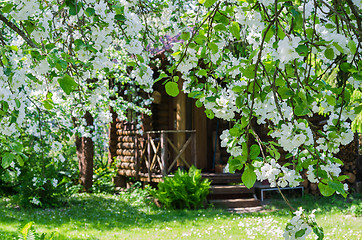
[{"xmin": 0, "ymin": 191, "xmax": 361, "ymax": 239}]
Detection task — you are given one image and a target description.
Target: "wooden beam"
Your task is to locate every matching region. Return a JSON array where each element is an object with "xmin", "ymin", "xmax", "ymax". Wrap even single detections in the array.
[
  {"xmin": 150, "ymin": 142, "xmax": 160, "ymax": 171},
  {"xmin": 175, "ymin": 79, "xmax": 186, "ymax": 167},
  {"xmin": 168, "ymin": 137, "xmax": 192, "ymax": 172},
  {"xmin": 147, "ymin": 134, "xmax": 152, "ymax": 182},
  {"xmin": 161, "ymin": 132, "xmax": 168, "ymax": 176},
  {"xmin": 167, "ymin": 138, "xmax": 188, "ymax": 168},
  {"xmin": 191, "ymin": 132, "xmax": 197, "ymax": 167}
]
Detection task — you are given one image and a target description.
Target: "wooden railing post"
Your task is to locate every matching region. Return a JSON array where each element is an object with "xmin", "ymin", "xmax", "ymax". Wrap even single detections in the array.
[
  {"xmin": 191, "ymin": 132, "xmax": 197, "ymax": 168},
  {"xmin": 161, "ymin": 131, "xmax": 168, "ymax": 177},
  {"xmin": 147, "ymin": 133, "xmax": 151, "ymax": 182},
  {"xmin": 135, "ymin": 134, "xmax": 139, "ymax": 180}
]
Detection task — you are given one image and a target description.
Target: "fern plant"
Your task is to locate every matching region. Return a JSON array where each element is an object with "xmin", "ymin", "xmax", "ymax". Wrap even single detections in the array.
[
  {"xmin": 18, "ymin": 222, "xmax": 55, "ymax": 240},
  {"xmin": 150, "ymin": 166, "xmax": 211, "ymax": 209}
]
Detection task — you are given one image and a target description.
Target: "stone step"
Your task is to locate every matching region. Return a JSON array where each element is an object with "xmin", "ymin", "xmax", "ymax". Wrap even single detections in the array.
[
  {"xmin": 210, "ymin": 198, "xmax": 261, "ymax": 208},
  {"xmin": 209, "ymin": 185, "xmax": 254, "ymax": 195}
]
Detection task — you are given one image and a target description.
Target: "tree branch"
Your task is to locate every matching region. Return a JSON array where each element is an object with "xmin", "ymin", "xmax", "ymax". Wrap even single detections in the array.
[
  {"xmin": 319, "ymin": 0, "xmax": 362, "ymax": 40},
  {"xmin": 0, "ymin": 13, "xmax": 39, "ymax": 48}
]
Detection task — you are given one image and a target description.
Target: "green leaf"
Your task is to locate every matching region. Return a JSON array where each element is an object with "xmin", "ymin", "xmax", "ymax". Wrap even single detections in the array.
[
  {"xmin": 195, "ymin": 99, "xmax": 203, "ymax": 108},
  {"xmin": 2, "ymin": 152, "xmax": 15, "ymax": 169},
  {"xmin": 214, "ymin": 23, "xmax": 227, "ymax": 31},
  {"xmin": 155, "ymin": 72, "xmax": 168, "ymax": 83},
  {"xmin": 198, "ymin": 0, "xmax": 206, "ymax": 3},
  {"xmin": 243, "ymin": 64, "xmax": 256, "ymax": 79},
  {"xmin": 328, "ymin": 180, "xmax": 347, "ymax": 198},
  {"xmin": 332, "ymin": 42, "xmax": 344, "ymax": 53},
  {"xmin": 324, "ymin": 48, "xmax": 334, "ymax": 60},
  {"xmin": 242, "ymin": 164, "xmax": 256, "ymax": 189},
  {"xmin": 312, "ymin": 225, "xmax": 324, "ymax": 240},
  {"xmin": 348, "ymin": 40, "xmax": 357, "ymax": 54},
  {"xmin": 2, "ymin": 3, "xmax": 14, "ymax": 13},
  {"xmin": 55, "ymin": 59, "xmax": 68, "ymax": 71},
  {"xmin": 165, "ymin": 82, "xmax": 179, "ymax": 97},
  {"xmin": 229, "ymin": 21, "xmax": 240, "ymax": 40},
  {"xmin": 208, "ymin": 42, "xmax": 218, "ymax": 54},
  {"xmin": 228, "ymin": 156, "xmax": 246, "ymax": 173},
  {"xmin": 57, "ymin": 74, "xmax": 78, "ymax": 95},
  {"xmin": 296, "ymin": 45, "xmax": 309, "ymax": 56},
  {"xmin": 229, "ymin": 127, "xmax": 240, "ymax": 137},
  {"xmin": 74, "ymin": 39, "xmax": 85, "ymax": 48},
  {"xmin": 232, "ymin": 86, "xmax": 242, "ymax": 93},
  {"xmin": 45, "ymin": 43, "xmax": 56, "ymax": 51},
  {"xmin": 263, "ymin": 26, "xmax": 274, "ymax": 43},
  {"xmin": 338, "ymin": 175, "xmax": 350, "ymax": 181},
  {"xmin": 180, "ymin": 32, "xmax": 191, "ymax": 41},
  {"xmin": 250, "ymin": 144, "xmax": 260, "ymax": 159},
  {"xmin": 204, "ymin": 0, "xmax": 217, "ymax": 8},
  {"xmin": 115, "ymin": 14, "xmax": 125, "ymax": 21},
  {"xmin": 318, "ymin": 182, "xmax": 335, "ymax": 197},
  {"xmin": 205, "ymin": 109, "xmax": 214, "ymax": 119},
  {"xmin": 340, "ymin": 62, "xmax": 352, "ymax": 72},
  {"xmin": 325, "ymin": 95, "xmax": 336, "ymax": 106},
  {"xmin": 278, "ymin": 87, "xmax": 294, "ymax": 99},
  {"xmin": 197, "ymin": 69, "xmax": 208, "ymax": 77},
  {"xmin": 240, "ymin": 116, "xmax": 248, "ymax": 128},
  {"xmin": 16, "ymin": 155, "xmax": 24, "ymax": 167},
  {"xmin": 295, "ymin": 229, "xmax": 306, "ymax": 238},
  {"xmin": 295, "ymin": 104, "xmax": 310, "ymax": 116},
  {"xmin": 291, "ymin": 9, "xmax": 303, "ymax": 30},
  {"xmin": 42, "ymin": 99, "xmax": 54, "ymax": 110},
  {"xmin": 86, "ymin": 7, "xmax": 96, "ymax": 16}
]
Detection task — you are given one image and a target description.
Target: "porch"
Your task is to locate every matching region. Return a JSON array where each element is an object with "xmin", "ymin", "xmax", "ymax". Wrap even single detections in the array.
[{"xmin": 116, "ymin": 128, "xmax": 240, "ymax": 183}]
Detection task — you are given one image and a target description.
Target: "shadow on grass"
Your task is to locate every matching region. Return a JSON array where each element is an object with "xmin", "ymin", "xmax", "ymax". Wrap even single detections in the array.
[
  {"xmin": 260, "ymin": 192, "xmax": 362, "ymax": 217},
  {"xmin": 0, "ymin": 193, "xmax": 232, "ymax": 233},
  {"xmin": 1, "ymin": 192, "xmax": 361, "ymax": 238}
]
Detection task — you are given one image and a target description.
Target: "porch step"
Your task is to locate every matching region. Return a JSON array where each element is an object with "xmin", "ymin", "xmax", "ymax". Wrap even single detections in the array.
[
  {"xmin": 202, "ymin": 173, "xmax": 243, "ymax": 184},
  {"xmin": 210, "ymin": 185, "xmax": 254, "ymax": 195},
  {"xmin": 210, "ymin": 198, "xmax": 261, "ymax": 208},
  {"xmin": 227, "ymin": 206, "xmax": 264, "ymax": 213}
]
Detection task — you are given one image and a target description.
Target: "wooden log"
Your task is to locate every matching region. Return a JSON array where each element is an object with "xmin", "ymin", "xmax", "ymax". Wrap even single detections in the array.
[
  {"xmin": 117, "ymin": 136, "xmax": 137, "ymax": 143},
  {"xmin": 118, "ymin": 169, "xmax": 137, "ymax": 176},
  {"xmin": 116, "ymin": 123, "xmax": 136, "ymax": 130},
  {"xmin": 310, "ymin": 183, "xmax": 318, "ymax": 191},
  {"xmin": 116, "ymin": 130, "xmax": 139, "ymax": 136},
  {"xmin": 117, "ymin": 142, "xmax": 135, "ymax": 149},
  {"xmin": 302, "ymin": 179, "xmax": 309, "ymax": 189},
  {"xmin": 119, "ymin": 162, "xmax": 135, "ymax": 170},
  {"xmin": 116, "ymin": 149, "xmax": 136, "ymax": 156},
  {"xmin": 116, "ymin": 156, "xmax": 135, "ymax": 163},
  {"xmin": 346, "ymin": 172, "xmax": 356, "ymax": 183}
]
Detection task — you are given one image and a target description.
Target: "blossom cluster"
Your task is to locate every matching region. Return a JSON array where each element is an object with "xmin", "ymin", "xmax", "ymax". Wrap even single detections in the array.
[{"xmin": 284, "ymin": 208, "xmax": 316, "ymax": 240}]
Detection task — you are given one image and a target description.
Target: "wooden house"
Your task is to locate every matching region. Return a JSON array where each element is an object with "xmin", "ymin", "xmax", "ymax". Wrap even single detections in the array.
[
  {"xmin": 108, "ymin": 36, "xmax": 361, "ymax": 198},
  {"xmin": 109, "ymin": 78, "xmax": 233, "ymax": 183}
]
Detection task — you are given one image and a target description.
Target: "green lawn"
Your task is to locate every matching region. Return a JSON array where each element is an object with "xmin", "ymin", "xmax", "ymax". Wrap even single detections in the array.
[{"xmin": 0, "ymin": 191, "xmax": 361, "ymax": 240}]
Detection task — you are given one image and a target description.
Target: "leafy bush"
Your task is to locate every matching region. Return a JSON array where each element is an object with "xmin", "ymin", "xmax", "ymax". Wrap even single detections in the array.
[
  {"xmin": 150, "ymin": 166, "xmax": 210, "ymax": 209},
  {"xmin": 90, "ymin": 162, "xmax": 118, "ymax": 193}
]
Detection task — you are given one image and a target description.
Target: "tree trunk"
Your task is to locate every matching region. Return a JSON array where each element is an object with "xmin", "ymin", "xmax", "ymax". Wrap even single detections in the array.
[
  {"xmin": 108, "ymin": 106, "xmax": 118, "ymax": 165},
  {"xmin": 75, "ymin": 111, "xmax": 94, "ymax": 191}
]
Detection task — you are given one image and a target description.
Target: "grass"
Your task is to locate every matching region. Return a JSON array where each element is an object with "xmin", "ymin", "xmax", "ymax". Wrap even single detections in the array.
[{"xmin": 0, "ymin": 189, "xmax": 361, "ymax": 240}]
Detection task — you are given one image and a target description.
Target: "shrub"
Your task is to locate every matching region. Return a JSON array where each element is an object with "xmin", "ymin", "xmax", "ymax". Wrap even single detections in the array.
[
  {"xmin": 150, "ymin": 166, "xmax": 210, "ymax": 209},
  {"xmin": 90, "ymin": 162, "xmax": 118, "ymax": 193}
]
